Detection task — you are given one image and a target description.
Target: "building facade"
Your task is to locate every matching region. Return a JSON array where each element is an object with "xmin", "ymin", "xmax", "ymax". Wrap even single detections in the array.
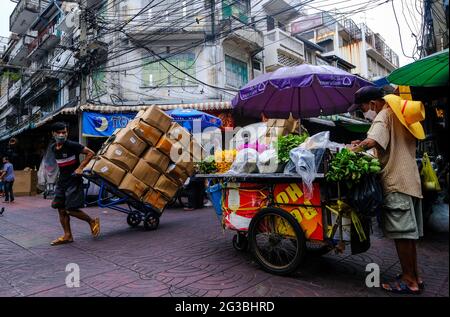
[{"xmin": 291, "ymin": 12, "xmax": 399, "ymax": 80}]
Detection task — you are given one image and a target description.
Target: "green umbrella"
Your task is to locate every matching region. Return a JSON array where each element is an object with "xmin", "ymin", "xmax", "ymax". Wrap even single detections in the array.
[{"xmin": 387, "ymin": 49, "xmax": 448, "ymax": 87}]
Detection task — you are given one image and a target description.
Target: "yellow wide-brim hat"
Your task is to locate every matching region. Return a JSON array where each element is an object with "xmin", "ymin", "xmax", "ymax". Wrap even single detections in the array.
[{"xmin": 383, "ymin": 94, "xmax": 426, "ymax": 140}]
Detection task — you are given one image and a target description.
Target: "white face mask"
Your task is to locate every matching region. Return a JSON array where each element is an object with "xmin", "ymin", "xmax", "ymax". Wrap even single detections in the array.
[{"xmin": 363, "ymin": 110, "xmax": 377, "ymax": 121}]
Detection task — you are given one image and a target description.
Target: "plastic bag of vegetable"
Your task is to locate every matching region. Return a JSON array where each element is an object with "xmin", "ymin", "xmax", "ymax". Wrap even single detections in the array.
[
  {"xmin": 287, "ymin": 148, "xmax": 316, "ymax": 199},
  {"xmin": 257, "ymin": 149, "xmax": 282, "ymax": 173},
  {"xmin": 348, "ymin": 174, "xmax": 383, "ymax": 217},
  {"xmin": 228, "ymin": 148, "xmax": 259, "ymax": 174}
]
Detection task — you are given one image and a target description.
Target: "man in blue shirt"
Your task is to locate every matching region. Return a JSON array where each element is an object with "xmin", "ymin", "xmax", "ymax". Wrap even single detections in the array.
[{"xmin": 0, "ymin": 156, "xmax": 15, "ymax": 203}]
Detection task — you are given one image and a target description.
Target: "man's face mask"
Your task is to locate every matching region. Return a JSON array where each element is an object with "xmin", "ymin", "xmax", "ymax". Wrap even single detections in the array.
[
  {"xmin": 54, "ymin": 130, "xmax": 67, "ymax": 144},
  {"xmin": 363, "ymin": 109, "xmax": 377, "ymax": 121}
]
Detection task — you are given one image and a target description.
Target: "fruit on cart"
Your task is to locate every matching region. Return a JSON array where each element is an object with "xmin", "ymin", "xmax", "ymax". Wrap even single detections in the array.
[
  {"xmin": 326, "ymin": 148, "xmax": 381, "ymax": 185},
  {"xmin": 214, "ymin": 150, "xmax": 237, "ymax": 173}
]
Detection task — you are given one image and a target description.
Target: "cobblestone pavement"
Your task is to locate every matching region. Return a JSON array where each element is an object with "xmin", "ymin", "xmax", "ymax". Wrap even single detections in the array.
[{"xmin": 0, "ymin": 196, "xmax": 448, "ymax": 297}]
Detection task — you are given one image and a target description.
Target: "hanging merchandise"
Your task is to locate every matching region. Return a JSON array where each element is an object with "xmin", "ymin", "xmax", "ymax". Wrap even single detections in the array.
[{"xmin": 421, "ymin": 152, "xmax": 442, "ymax": 191}]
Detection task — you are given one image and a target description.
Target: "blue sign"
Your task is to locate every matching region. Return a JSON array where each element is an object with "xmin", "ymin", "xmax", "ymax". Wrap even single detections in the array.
[{"xmin": 82, "ymin": 112, "xmax": 136, "ymax": 137}]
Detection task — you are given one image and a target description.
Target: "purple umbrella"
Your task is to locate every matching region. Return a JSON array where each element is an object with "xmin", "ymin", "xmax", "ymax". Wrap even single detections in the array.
[{"xmin": 232, "ymin": 64, "xmax": 373, "ymax": 119}]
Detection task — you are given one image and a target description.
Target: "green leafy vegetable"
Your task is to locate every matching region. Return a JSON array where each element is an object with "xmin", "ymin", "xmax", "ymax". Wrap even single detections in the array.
[
  {"xmin": 275, "ymin": 133, "xmax": 309, "ymax": 164},
  {"xmin": 326, "ymin": 148, "xmax": 381, "ymax": 185},
  {"xmin": 196, "ymin": 156, "xmax": 217, "ymax": 174}
]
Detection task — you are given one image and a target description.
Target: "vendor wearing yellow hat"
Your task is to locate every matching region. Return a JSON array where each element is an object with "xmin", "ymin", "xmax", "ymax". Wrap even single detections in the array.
[{"xmin": 349, "ymin": 86, "xmax": 426, "ymax": 295}]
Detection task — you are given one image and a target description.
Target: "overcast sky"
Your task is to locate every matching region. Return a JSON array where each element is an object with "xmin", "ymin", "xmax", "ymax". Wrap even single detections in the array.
[{"xmin": 0, "ymin": 0, "xmax": 423, "ymax": 66}]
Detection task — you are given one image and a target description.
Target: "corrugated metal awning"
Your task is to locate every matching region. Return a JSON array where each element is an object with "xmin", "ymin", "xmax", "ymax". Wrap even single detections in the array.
[{"xmin": 59, "ymin": 101, "xmax": 232, "ymax": 114}]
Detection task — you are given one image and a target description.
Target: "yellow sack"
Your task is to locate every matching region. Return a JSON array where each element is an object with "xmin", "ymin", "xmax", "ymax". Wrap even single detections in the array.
[{"xmin": 421, "ymin": 153, "xmax": 441, "ymax": 191}]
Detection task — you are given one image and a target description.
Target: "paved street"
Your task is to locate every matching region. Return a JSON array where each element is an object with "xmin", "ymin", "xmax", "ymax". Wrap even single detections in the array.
[{"xmin": 0, "ymin": 196, "xmax": 448, "ymax": 297}]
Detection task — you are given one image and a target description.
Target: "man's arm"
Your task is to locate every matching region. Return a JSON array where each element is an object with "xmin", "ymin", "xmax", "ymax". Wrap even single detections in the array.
[
  {"xmin": 74, "ymin": 147, "xmax": 95, "ymax": 174},
  {"xmin": 350, "ymin": 138, "xmax": 380, "ymax": 153}
]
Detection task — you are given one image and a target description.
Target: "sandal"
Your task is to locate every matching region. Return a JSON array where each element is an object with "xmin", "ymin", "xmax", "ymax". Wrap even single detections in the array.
[
  {"xmin": 91, "ymin": 218, "xmax": 100, "ymax": 238},
  {"xmin": 51, "ymin": 237, "xmax": 74, "ymax": 246},
  {"xmin": 396, "ymin": 274, "xmax": 425, "ymax": 290},
  {"xmin": 382, "ymin": 280, "xmax": 422, "ymax": 295}
]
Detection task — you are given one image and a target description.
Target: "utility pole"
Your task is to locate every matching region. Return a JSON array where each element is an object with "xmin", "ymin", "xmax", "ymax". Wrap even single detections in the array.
[{"xmin": 79, "ymin": 0, "xmax": 88, "ymax": 145}]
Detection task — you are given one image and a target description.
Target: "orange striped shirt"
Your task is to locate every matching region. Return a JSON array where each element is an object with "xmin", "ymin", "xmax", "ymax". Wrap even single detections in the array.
[{"xmin": 367, "ymin": 105, "xmax": 422, "ymax": 198}]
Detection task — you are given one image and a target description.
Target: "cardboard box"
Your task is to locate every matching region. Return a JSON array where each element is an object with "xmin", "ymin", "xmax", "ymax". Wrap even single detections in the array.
[
  {"xmin": 140, "ymin": 106, "xmax": 173, "ymax": 133},
  {"xmin": 266, "ymin": 126, "xmax": 287, "ymax": 138},
  {"xmin": 155, "ymin": 135, "xmax": 185, "ymax": 160},
  {"xmin": 102, "ymin": 143, "xmax": 139, "ymax": 171},
  {"xmin": 91, "ymin": 156, "xmax": 127, "ymax": 186},
  {"xmin": 113, "ymin": 127, "xmax": 147, "ymax": 157},
  {"xmin": 12, "ymin": 169, "xmax": 37, "ymax": 196},
  {"xmin": 167, "ymin": 122, "xmax": 191, "ymax": 144},
  {"xmin": 165, "ymin": 164, "xmax": 189, "ymax": 185},
  {"xmin": 141, "ymin": 148, "xmax": 170, "ymax": 172},
  {"xmin": 266, "ymin": 117, "xmax": 300, "ymax": 134},
  {"xmin": 143, "ymin": 189, "xmax": 170, "ymax": 213},
  {"xmin": 132, "ymin": 159, "xmax": 160, "ymax": 187},
  {"xmin": 172, "ymin": 156, "xmax": 195, "ymax": 176},
  {"xmin": 118, "ymin": 173, "xmax": 149, "ymax": 200},
  {"xmin": 128, "ymin": 118, "xmax": 163, "ymax": 146},
  {"xmin": 154, "ymin": 174, "xmax": 179, "ymax": 199}
]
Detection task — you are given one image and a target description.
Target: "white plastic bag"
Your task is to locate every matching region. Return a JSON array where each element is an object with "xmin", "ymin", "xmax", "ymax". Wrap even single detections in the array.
[
  {"xmin": 288, "ymin": 148, "xmax": 316, "ymax": 199},
  {"xmin": 229, "ymin": 148, "xmax": 259, "ymax": 174},
  {"xmin": 37, "ymin": 144, "xmax": 59, "ymax": 191},
  {"xmin": 257, "ymin": 149, "xmax": 280, "ymax": 174}
]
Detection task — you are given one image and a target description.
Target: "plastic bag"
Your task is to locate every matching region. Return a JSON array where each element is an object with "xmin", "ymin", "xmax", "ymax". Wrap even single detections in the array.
[
  {"xmin": 257, "ymin": 149, "xmax": 281, "ymax": 173},
  {"xmin": 228, "ymin": 148, "xmax": 259, "ymax": 174},
  {"xmin": 348, "ymin": 174, "xmax": 383, "ymax": 217},
  {"xmin": 287, "ymin": 147, "xmax": 316, "ymax": 199},
  {"xmin": 299, "ymin": 131, "xmax": 331, "ymax": 150},
  {"xmin": 37, "ymin": 144, "xmax": 59, "ymax": 191},
  {"xmin": 421, "ymin": 152, "xmax": 441, "ymax": 191}
]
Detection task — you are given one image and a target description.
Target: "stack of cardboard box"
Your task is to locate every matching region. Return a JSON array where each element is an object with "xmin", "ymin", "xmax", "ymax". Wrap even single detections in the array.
[
  {"xmin": 262, "ymin": 116, "xmax": 300, "ymax": 145},
  {"xmin": 84, "ymin": 106, "xmax": 202, "ymax": 213}
]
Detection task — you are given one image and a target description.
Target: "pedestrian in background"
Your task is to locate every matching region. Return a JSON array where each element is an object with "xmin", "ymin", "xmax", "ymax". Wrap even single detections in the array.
[{"xmin": 0, "ymin": 156, "xmax": 15, "ymax": 203}]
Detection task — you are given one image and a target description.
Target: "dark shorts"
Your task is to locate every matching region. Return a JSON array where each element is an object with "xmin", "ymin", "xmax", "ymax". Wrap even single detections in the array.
[{"xmin": 51, "ymin": 176, "xmax": 85, "ymax": 211}]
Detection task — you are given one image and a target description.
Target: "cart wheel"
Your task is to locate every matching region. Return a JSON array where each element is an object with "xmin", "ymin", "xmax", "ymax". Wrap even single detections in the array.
[
  {"xmin": 248, "ymin": 207, "xmax": 306, "ymax": 275},
  {"xmin": 127, "ymin": 213, "xmax": 142, "ymax": 228},
  {"xmin": 143, "ymin": 213, "xmax": 160, "ymax": 230},
  {"xmin": 232, "ymin": 233, "xmax": 248, "ymax": 252}
]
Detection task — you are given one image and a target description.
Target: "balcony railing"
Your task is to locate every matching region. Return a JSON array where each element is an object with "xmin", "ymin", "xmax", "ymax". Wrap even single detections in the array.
[
  {"xmin": 10, "ymin": 0, "xmax": 41, "ymax": 34},
  {"xmin": 264, "ymin": 28, "xmax": 306, "ymax": 70},
  {"xmin": 28, "ymin": 23, "xmax": 60, "ymax": 58},
  {"xmin": 9, "ymin": 81, "xmax": 22, "ymax": 100},
  {"xmin": 9, "ymin": 34, "xmax": 35, "ymax": 64}
]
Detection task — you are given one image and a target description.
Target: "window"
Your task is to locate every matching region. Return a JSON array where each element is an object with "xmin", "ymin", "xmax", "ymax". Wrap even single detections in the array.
[
  {"xmin": 141, "ymin": 52, "xmax": 196, "ymax": 86},
  {"xmin": 267, "ymin": 15, "xmax": 275, "ymax": 31},
  {"xmin": 92, "ymin": 71, "xmax": 106, "ymax": 95},
  {"xmin": 222, "ymin": 0, "xmax": 250, "ymax": 24},
  {"xmin": 252, "ymin": 60, "xmax": 261, "ymax": 71},
  {"xmin": 225, "ymin": 55, "xmax": 248, "ymax": 88}
]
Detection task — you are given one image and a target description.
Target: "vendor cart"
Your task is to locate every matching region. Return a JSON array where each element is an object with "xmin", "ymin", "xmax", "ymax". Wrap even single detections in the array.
[
  {"xmin": 197, "ymin": 173, "xmax": 369, "ymax": 275},
  {"xmin": 82, "ymin": 171, "xmax": 163, "ymax": 231}
]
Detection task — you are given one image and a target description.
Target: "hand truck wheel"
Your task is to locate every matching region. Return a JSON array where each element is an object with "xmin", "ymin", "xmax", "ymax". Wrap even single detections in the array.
[
  {"xmin": 126, "ymin": 213, "xmax": 142, "ymax": 228},
  {"xmin": 143, "ymin": 213, "xmax": 160, "ymax": 231}
]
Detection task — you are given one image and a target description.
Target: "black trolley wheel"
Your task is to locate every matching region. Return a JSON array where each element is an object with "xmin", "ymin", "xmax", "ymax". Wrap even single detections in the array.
[
  {"xmin": 232, "ymin": 232, "xmax": 249, "ymax": 252},
  {"xmin": 248, "ymin": 207, "xmax": 306, "ymax": 275},
  {"xmin": 126, "ymin": 213, "xmax": 142, "ymax": 228},
  {"xmin": 143, "ymin": 213, "xmax": 160, "ymax": 230}
]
